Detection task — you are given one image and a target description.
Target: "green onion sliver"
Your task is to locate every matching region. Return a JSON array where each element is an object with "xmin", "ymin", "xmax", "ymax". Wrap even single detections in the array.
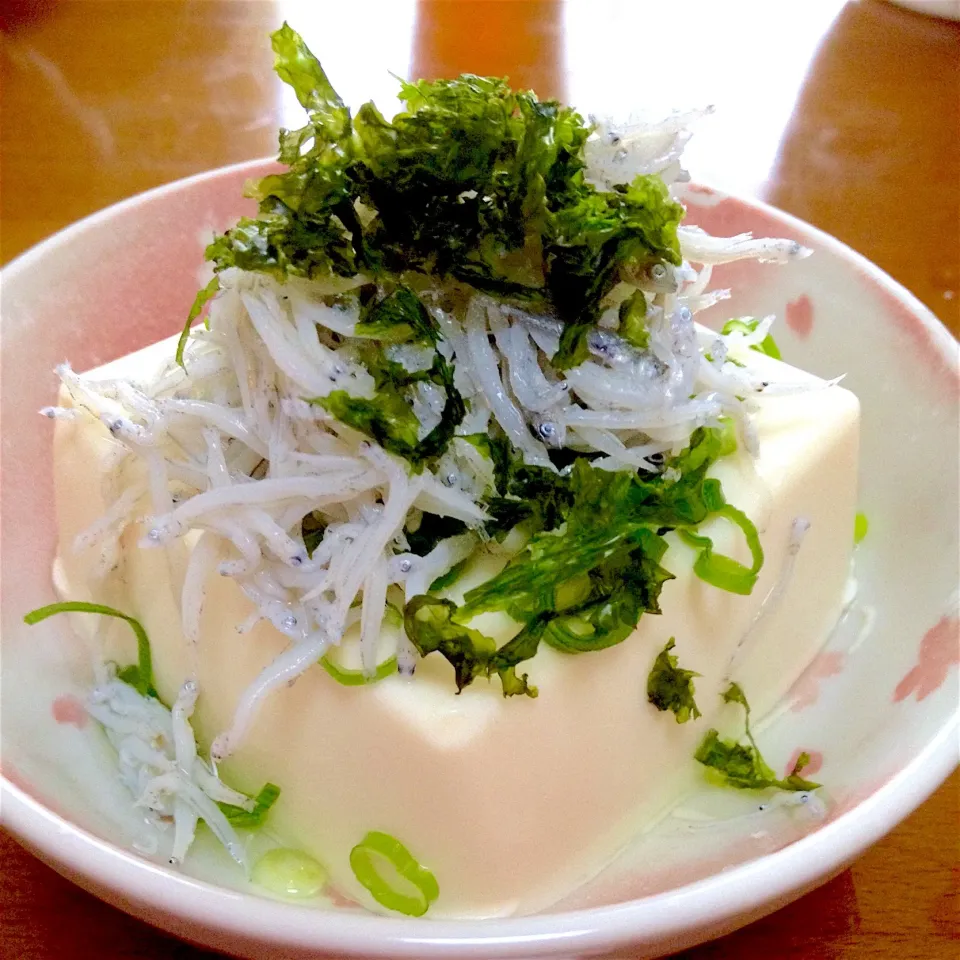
[
  {"xmin": 715, "ymin": 417, "xmax": 739, "ymax": 458},
  {"xmin": 24, "ymin": 601, "xmax": 157, "ymax": 697},
  {"xmin": 692, "ymin": 549, "xmax": 756, "ymax": 595},
  {"xmin": 721, "ymin": 317, "xmax": 782, "ymax": 361},
  {"xmin": 349, "ymin": 831, "xmax": 439, "ymax": 916},
  {"xmin": 680, "ymin": 504, "xmax": 764, "ymax": 596},
  {"xmin": 219, "ymin": 782, "xmax": 282, "ymax": 828},
  {"xmin": 854, "ymin": 511, "xmax": 869, "ymax": 544},
  {"xmin": 177, "ymin": 275, "xmax": 220, "ymax": 367},
  {"xmin": 320, "ymin": 654, "xmax": 397, "ymax": 686},
  {"xmin": 757, "ymin": 333, "xmax": 781, "ymax": 360}
]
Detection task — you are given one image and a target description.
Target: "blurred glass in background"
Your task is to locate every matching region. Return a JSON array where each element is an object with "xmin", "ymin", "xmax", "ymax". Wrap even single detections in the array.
[{"xmin": 1, "ymin": 0, "xmax": 956, "ymax": 326}]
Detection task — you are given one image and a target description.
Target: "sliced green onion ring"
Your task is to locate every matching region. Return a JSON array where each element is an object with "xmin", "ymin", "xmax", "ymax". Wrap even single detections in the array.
[
  {"xmin": 24, "ymin": 601, "xmax": 157, "ymax": 698},
  {"xmin": 320, "ymin": 605, "xmax": 401, "ymax": 686},
  {"xmin": 320, "ymin": 654, "xmax": 397, "ymax": 686},
  {"xmin": 349, "ymin": 830, "xmax": 439, "ymax": 916},
  {"xmin": 680, "ymin": 502, "xmax": 764, "ymax": 596}
]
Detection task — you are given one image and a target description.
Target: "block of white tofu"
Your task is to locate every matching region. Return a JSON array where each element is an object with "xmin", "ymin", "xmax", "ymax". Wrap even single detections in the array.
[{"xmin": 51, "ymin": 334, "xmax": 859, "ymax": 917}]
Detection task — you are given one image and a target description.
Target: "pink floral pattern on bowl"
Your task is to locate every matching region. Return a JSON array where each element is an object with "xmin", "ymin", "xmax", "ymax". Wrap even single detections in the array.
[
  {"xmin": 51, "ymin": 694, "xmax": 89, "ymax": 729},
  {"xmin": 0, "ymin": 162, "xmax": 957, "ymax": 960},
  {"xmin": 785, "ymin": 294, "xmax": 814, "ymax": 339},
  {"xmin": 788, "ymin": 651, "xmax": 847, "ymax": 712},
  {"xmin": 894, "ymin": 616, "xmax": 960, "ymax": 704}
]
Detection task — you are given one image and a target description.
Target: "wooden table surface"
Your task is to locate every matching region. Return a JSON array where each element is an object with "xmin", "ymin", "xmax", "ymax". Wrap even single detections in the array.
[{"xmin": 1, "ymin": 1, "xmax": 957, "ymax": 957}]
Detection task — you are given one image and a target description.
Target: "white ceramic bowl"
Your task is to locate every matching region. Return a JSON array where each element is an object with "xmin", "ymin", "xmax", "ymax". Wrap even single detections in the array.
[{"xmin": 1, "ymin": 160, "xmax": 957, "ymax": 959}]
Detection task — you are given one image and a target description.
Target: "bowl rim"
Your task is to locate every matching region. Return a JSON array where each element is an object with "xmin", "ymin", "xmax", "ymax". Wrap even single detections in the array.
[{"xmin": 2, "ymin": 158, "xmax": 958, "ymax": 958}]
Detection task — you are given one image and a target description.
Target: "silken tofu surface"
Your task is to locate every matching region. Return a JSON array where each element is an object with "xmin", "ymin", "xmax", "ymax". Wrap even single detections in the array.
[{"xmin": 51, "ymin": 334, "xmax": 859, "ymax": 917}]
